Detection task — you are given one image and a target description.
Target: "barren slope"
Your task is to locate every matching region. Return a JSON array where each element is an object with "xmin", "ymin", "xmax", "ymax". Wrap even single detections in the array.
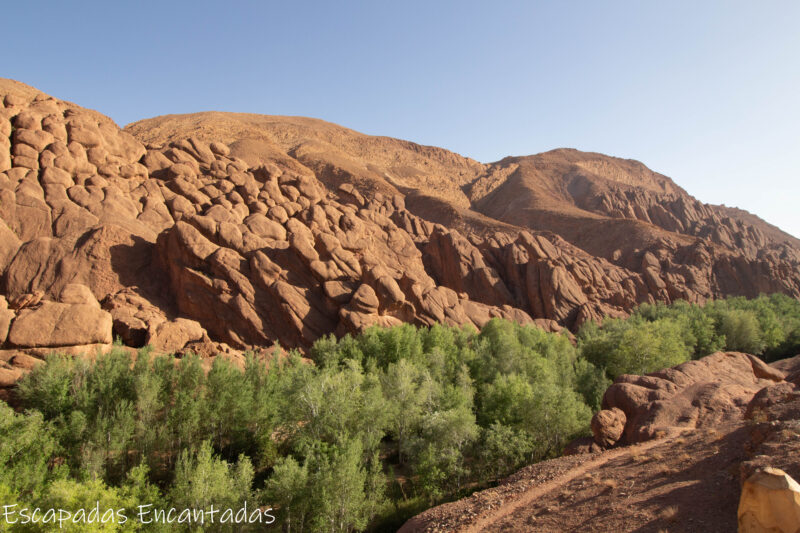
[{"xmin": 125, "ymin": 111, "xmax": 485, "ymax": 207}]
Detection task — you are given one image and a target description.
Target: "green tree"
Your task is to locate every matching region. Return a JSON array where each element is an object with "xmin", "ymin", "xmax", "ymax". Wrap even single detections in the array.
[
  {"xmin": 410, "ymin": 406, "xmax": 478, "ymax": 498},
  {"xmin": 719, "ymin": 309, "xmax": 765, "ymax": 354},
  {"xmin": 477, "ymin": 423, "xmax": 533, "ymax": 481},
  {"xmin": 579, "ymin": 317, "xmax": 691, "ymax": 378},
  {"xmin": 287, "ymin": 360, "xmax": 386, "ymax": 453},
  {"xmin": 202, "ymin": 357, "xmax": 254, "ymax": 458},
  {"xmin": 306, "ymin": 440, "xmax": 384, "ymax": 533},
  {"xmin": 0, "ymin": 402, "xmax": 58, "ymax": 497},
  {"xmin": 27, "ymin": 478, "xmax": 131, "ymax": 533},
  {"xmin": 264, "ymin": 456, "xmax": 310, "ymax": 533},
  {"xmin": 16, "ymin": 353, "xmax": 78, "ymax": 420},
  {"xmin": 380, "ymin": 359, "xmax": 432, "ymax": 463},
  {"xmin": 169, "ymin": 441, "xmax": 257, "ymax": 532},
  {"xmin": 165, "ymin": 356, "xmax": 206, "ymax": 462},
  {"xmin": 574, "ymin": 358, "xmax": 610, "ymax": 411}
]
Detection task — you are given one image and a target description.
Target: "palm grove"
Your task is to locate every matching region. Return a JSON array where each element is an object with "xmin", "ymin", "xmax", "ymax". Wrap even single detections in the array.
[{"xmin": 2, "ymin": 294, "xmax": 800, "ymax": 532}]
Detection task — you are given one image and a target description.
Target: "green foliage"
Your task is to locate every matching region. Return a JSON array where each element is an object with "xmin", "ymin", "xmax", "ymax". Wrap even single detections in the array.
[
  {"xmin": 306, "ymin": 440, "xmax": 383, "ymax": 532},
  {"xmin": 4, "ymin": 293, "xmax": 798, "ymax": 532},
  {"xmin": 574, "ymin": 357, "xmax": 611, "ymax": 411},
  {"xmin": 15, "ymin": 354, "xmax": 75, "ymax": 419},
  {"xmin": 169, "ymin": 441, "xmax": 257, "ymax": 532},
  {"xmin": 264, "ymin": 456, "xmax": 309, "ymax": 532},
  {"xmin": 628, "ymin": 294, "xmax": 800, "ymax": 363},
  {"xmin": 380, "ymin": 358, "xmax": 433, "ymax": 463},
  {"xmin": 718, "ymin": 309, "xmax": 765, "ymax": 354},
  {"xmin": 0, "ymin": 402, "xmax": 59, "ymax": 497},
  {"xmin": 477, "ymin": 423, "xmax": 533, "ymax": 481},
  {"xmin": 579, "ymin": 316, "xmax": 692, "ymax": 378},
  {"xmin": 409, "ymin": 406, "xmax": 478, "ymax": 500},
  {"xmin": 25, "ymin": 479, "xmax": 131, "ymax": 532}
]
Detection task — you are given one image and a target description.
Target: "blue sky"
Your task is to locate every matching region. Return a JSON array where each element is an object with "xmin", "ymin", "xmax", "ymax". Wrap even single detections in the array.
[{"xmin": 5, "ymin": 1, "xmax": 799, "ymax": 237}]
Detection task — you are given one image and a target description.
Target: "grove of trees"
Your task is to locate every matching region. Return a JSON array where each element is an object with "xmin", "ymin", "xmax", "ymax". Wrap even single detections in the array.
[{"xmin": 1, "ymin": 293, "xmax": 799, "ymax": 532}]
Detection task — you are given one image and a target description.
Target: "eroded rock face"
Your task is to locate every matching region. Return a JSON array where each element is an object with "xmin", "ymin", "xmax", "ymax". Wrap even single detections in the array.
[
  {"xmin": 468, "ymin": 150, "xmax": 800, "ymax": 307},
  {"xmin": 1, "ymin": 78, "xmax": 799, "ymax": 368},
  {"xmin": 0, "ymin": 297, "xmax": 14, "ymax": 346}
]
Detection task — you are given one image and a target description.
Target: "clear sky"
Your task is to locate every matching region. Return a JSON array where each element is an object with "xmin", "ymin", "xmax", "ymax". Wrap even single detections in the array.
[{"xmin": 5, "ymin": 1, "xmax": 799, "ymax": 237}]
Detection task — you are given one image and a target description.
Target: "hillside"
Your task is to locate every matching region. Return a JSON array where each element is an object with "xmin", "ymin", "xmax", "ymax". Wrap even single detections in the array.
[
  {"xmin": 1, "ymin": 77, "xmax": 799, "ymax": 368},
  {"xmin": 400, "ymin": 352, "xmax": 800, "ymax": 532}
]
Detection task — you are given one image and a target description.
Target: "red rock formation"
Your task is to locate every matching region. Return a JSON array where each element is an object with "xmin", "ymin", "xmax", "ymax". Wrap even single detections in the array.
[
  {"xmin": 0, "ymin": 77, "xmax": 798, "ymax": 376},
  {"xmin": 602, "ymin": 352, "xmax": 786, "ymax": 443}
]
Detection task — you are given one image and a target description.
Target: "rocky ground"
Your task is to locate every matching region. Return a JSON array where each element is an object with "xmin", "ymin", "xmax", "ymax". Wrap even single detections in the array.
[{"xmin": 400, "ymin": 353, "xmax": 800, "ymax": 532}]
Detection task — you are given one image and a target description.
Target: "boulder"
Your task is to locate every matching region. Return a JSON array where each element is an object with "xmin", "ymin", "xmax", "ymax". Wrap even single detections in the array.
[
  {"xmin": 745, "ymin": 382, "xmax": 800, "ymax": 421},
  {"xmin": 209, "ymin": 141, "xmax": 230, "ymax": 156},
  {"xmin": 562, "ymin": 436, "xmax": 603, "ymax": 456},
  {"xmin": 8, "ymin": 291, "xmax": 44, "ymax": 310},
  {"xmin": 8, "ymin": 352, "xmax": 43, "ymax": 371},
  {"xmin": 590, "ymin": 407, "xmax": 626, "ymax": 447},
  {"xmin": 738, "ymin": 467, "xmax": 800, "ymax": 533},
  {"xmin": 146, "ymin": 317, "xmax": 209, "ymax": 353},
  {"xmin": 0, "ymin": 366, "xmax": 23, "ymax": 388},
  {"xmin": 244, "ymin": 213, "xmax": 286, "ymax": 240},
  {"xmin": 350, "ymin": 284, "xmax": 379, "ymax": 314},
  {"xmin": 7, "ymin": 301, "xmax": 112, "ymax": 347},
  {"xmin": 58, "ymin": 283, "xmax": 100, "ymax": 308}
]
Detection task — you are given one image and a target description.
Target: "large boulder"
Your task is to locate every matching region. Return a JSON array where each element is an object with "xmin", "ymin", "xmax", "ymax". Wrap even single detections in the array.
[
  {"xmin": 7, "ymin": 300, "xmax": 112, "ymax": 347},
  {"xmin": 146, "ymin": 318, "xmax": 208, "ymax": 353},
  {"xmin": 745, "ymin": 382, "xmax": 800, "ymax": 421},
  {"xmin": 738, "ymin": 467, "xmax": 800, "ymax": 533}
]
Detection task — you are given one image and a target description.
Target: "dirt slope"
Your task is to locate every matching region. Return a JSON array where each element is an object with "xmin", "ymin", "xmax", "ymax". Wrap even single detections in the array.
[{"xmin": 401, "ymin": 427, "xmax": 742, "ymax": 532}]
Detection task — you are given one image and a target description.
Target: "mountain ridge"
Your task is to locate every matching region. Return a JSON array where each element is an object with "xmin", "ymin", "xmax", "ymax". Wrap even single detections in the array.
[{"xmin": 0, "ymin": 77, "xmax": 798, "ymax": 361}]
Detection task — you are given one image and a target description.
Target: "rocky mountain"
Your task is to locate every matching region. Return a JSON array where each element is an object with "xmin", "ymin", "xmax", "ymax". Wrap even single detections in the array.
[{"xmin": 1, "ymin": 78, "xmax": 799, "ymax": 371}]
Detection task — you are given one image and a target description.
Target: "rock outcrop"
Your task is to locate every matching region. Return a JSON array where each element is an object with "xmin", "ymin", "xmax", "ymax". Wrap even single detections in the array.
[{"xmin": 602, "ymin": 352, "xmax": 786, "ymax": 444}]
